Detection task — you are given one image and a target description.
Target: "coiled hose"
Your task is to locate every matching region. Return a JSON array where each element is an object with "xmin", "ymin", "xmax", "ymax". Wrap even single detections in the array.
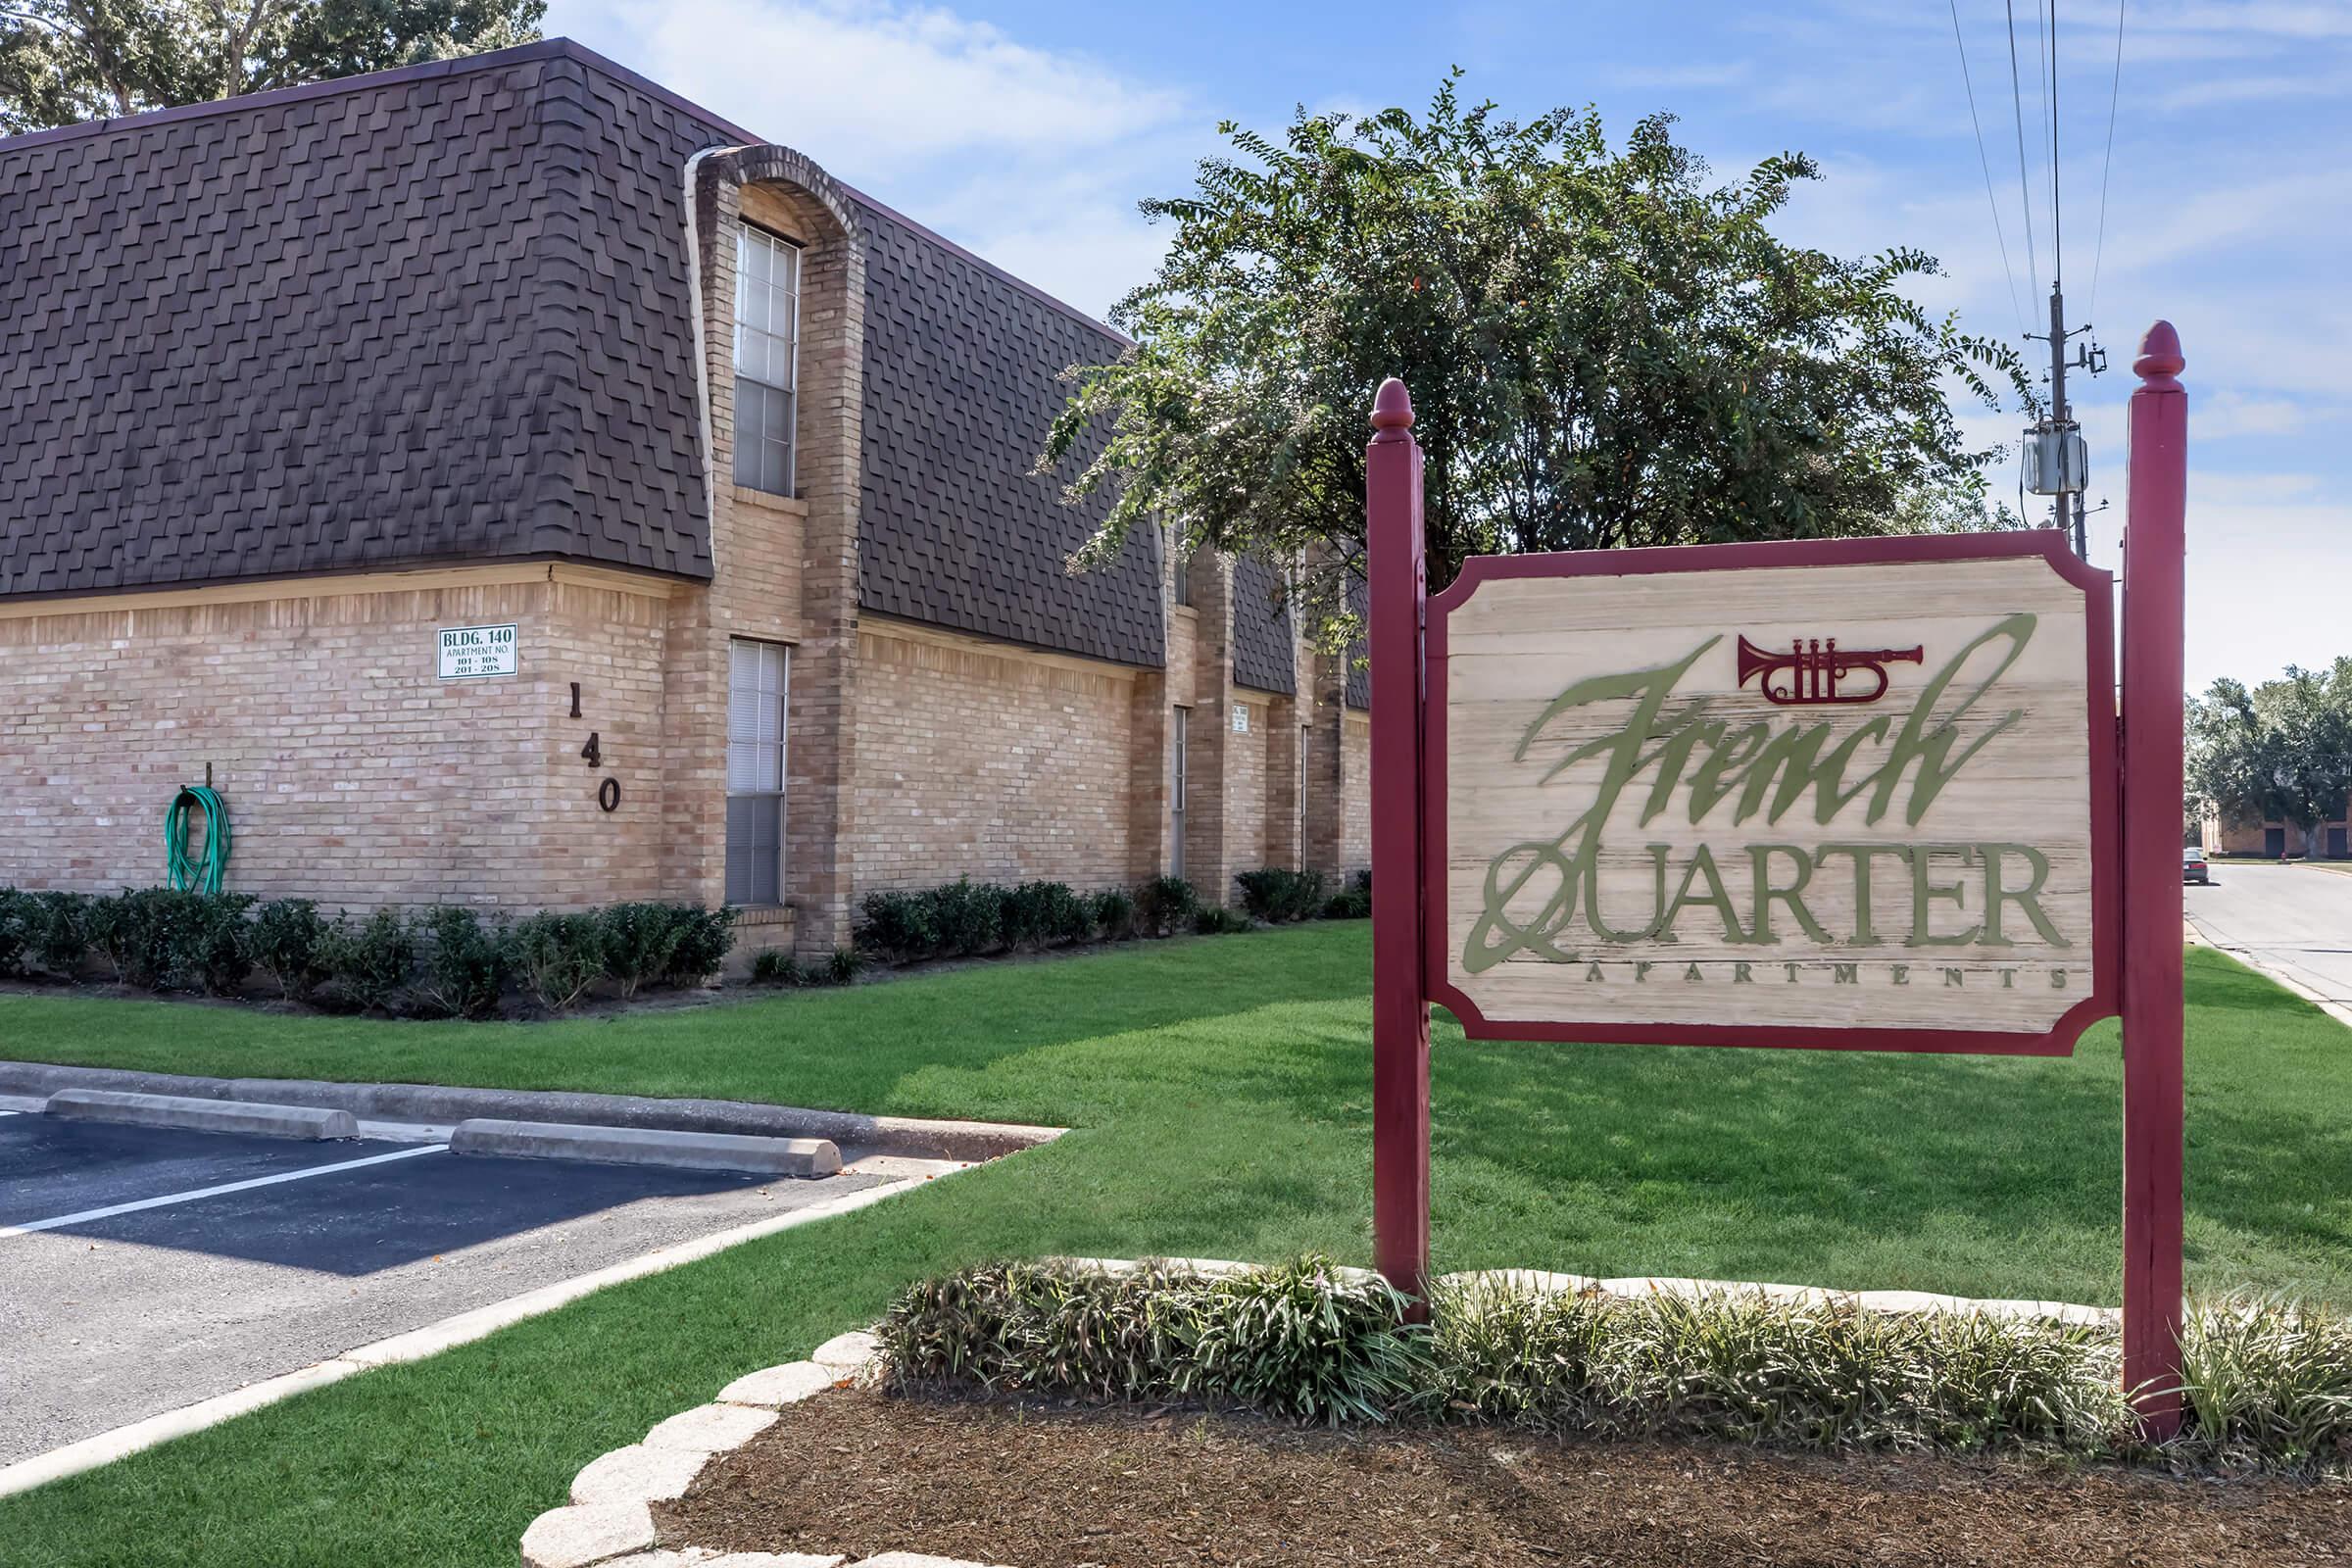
[{"xmin": 165, "ymin": 785, "xmax": 232, "ymax": 895}]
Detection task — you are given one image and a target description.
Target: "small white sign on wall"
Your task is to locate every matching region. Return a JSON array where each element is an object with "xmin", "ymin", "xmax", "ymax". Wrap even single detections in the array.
[
  {"xmin": 1231, "ymin": 704, "xmax": 1250, "ymax": 734},
  {"xmin": 437, "ymin": 623, "xmax": 518, "ymax": 680}
]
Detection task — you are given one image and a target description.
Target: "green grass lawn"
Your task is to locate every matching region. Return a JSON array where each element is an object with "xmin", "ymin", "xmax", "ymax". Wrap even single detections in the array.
[{"xmin": 3, "ymin": 928, "xmax": 2347, "ymax": 1565}]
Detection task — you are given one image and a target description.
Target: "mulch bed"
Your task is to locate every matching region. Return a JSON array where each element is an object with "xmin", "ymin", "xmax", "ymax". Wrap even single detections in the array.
[{"xmin": 662, "ymin": 1389, "xmax": 2350, "ymax": 1568}]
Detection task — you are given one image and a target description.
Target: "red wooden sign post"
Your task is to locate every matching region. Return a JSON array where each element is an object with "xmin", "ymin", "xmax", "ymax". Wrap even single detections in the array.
[
  {"xmin": 2118, "ymin": 321, "xmax": 2189, "ymax": 1437},
  {"xmin": 1367, "ymin": 378, "xmax": 1431, "ymax": 1301},
  {"xmin": 1365, "ymin": 323, "xmax": 2189, "ymax": 1428}
]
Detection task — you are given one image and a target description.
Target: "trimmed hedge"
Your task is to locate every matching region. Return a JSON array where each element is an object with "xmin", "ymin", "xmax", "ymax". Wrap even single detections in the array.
[
  {"xmin": 853, "ymin": 865, "xmax": 1376, "ymax": 967},
  {"xmin": 1324, "ymin": 868, "xmax": 1372, "ymax": 919},
  {"xmin": 1236, "ymin": 867, "xmax": 1326, "ymax": 923},
  {"xmin": 0, "ymin": 887, "xmax": 736, "ymax": 1017},
  {"xmin": 856, "ymin": 876, "xmax": 1170, "ymax": 964},
  {"xmin": 749, "ymin": 946, "xmax": 864, "ymax": 988}
]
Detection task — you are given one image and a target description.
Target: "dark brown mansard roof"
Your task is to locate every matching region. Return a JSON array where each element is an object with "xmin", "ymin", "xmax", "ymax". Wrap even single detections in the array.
[
  {"xmin": 0, "ymin": 39, "xmax": 1160, "ymax": 668},
  {"xmin": 1230, "ymin": 554, "xmax": 1297, "ymax": 696},
  {"xmin": 0, "ymin": 46, "xmax": 707, "ymax": 590}
]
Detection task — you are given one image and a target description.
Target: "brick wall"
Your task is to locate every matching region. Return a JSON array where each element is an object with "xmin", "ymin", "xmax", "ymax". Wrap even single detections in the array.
[
  {"xmin": 0, "ymin": 572, "xmax": 672, "ymax": 908},
  {"xmin": 848, "ymin": 621, "xmax": 1135, "ymax": 892},
  {"xmin": 1340, "ymin": 711, "xmax": 1372, "ymax": 874},
  {"xmin": 690, "ymin": 153, "xmax": 866, "ymax": 952},
  {"xmin": 1223, "ymin": 697, "xmax": 1269, "ymax": 896}
]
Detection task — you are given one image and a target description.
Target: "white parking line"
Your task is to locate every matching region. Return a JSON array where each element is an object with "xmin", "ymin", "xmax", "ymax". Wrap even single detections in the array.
[{"xmin": 0, "ymin": 1144, "xmax": 449, "ymax": 1238}]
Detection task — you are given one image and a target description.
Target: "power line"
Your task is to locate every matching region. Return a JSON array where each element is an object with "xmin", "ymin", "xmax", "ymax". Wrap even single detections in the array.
[
  {"xmin": 1948, "ymin": 0, "xmax": 2031, "ymax": 334},
  {"xmin": 2047, "ymin": 0, "xmax": 2063, "ymax": 294},
  {"xmin": 2004, "ymin": 0, "xmax": 2042, "ymax": 294},
  {"xmin": 2087, "ymin": 0, "xmax": 2125, "ymax": 324}
]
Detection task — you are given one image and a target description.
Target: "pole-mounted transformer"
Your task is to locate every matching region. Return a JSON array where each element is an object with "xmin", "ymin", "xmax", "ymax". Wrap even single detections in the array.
[{"xmin": 2025, "ymin": 419, "xmax": 2089, "ymax": 497}]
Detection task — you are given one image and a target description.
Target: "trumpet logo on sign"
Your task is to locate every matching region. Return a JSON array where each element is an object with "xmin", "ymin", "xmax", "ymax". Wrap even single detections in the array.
[
  {"xmin": 1463, "ymin": 613, "xmax": 2067, "ymax": 973},
  {"xmin": 1735, "ymin": 634, "xmax": 1924, "ymax": 707}
]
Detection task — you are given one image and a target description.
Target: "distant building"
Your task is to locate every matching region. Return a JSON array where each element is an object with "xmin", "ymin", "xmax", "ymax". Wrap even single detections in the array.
[
  {"xmin": 2201, "ymin": 800, "xmax": 2351, "ymax": 859},
  {"xmin": 0, "ymin": 40, "xmax": 1371, "ymax": 958}
]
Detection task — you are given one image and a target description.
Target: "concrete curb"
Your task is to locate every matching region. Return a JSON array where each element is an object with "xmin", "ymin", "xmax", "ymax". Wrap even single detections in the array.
[
  {"xmin": 43, "ymin": 1089, "xmax": 358, "ymax": 1141},
  {"xmin": 0, "ymin": 1062, "xmax": 1061, "ymax": 1160},
  {"xmin": 448, "ymin": 1118, "xmax": 842, "ymax": 1177}
]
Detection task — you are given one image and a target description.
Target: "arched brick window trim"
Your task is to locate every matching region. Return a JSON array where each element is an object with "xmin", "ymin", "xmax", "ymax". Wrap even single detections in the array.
[{"xmin": 692, "ymin": 143, "xmax": 864, "ymax": 262}]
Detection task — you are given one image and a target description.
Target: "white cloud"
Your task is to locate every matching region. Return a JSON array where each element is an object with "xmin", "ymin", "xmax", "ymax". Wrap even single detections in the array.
[
  {"xmin": 1606, "ymin": 62, "xmax": 1754, "ymax": 91},
  {"xmin": 2162, "ymin": 69, "xmax": 2352, "ymax": 108},
  {"xmin": 546, "ymin": 0, "xmax": 1207, "ymax": 318},
  {"xmin": 553, "ymin": 0, "xmax": 1189, "ymax": 173}
]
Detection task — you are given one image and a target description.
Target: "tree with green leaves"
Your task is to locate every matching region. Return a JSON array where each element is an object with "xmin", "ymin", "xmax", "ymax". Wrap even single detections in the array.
[
  {"xmin": 1, "ymin": 0, "xmax": 544, "ymax": 135},
  {"xmin": 2186, "ymin": 660, "xmax": 2352, "ymax": 858},
  {"xmin": 1041, "ymin": 76, "xmax": 2030, "ymax": 632}
]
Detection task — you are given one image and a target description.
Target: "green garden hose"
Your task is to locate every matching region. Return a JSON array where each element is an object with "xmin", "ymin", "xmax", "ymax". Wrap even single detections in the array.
[{"xmin": 166, "ymin": 785, "xmax": 232, "ymax": 895}]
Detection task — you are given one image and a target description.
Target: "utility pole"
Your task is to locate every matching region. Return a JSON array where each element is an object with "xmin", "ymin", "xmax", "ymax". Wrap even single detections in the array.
[
  {"xmin": 2025, "ymin": 282, "xmax": 2104, "ymax": 558},
  {"xmin": 2048, "ymin": 284, "xmax": 2083, "ymax": 557}
]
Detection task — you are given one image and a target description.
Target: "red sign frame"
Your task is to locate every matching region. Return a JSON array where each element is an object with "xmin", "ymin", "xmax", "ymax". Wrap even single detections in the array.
[
  {"xmin": 1365, "ymin": 323, "xmax": 2188, "ymax": 1436},
  {"xmin": 1419, "ymin": 532, "xmax": 2122, "ymax": 1058}
]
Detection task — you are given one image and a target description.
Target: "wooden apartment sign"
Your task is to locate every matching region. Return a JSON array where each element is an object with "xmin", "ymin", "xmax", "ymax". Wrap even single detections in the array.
[
  {"xmin": 1424, "ymin": 540, "xmax": 2118, "ymax": 1054},
  {"xmin": 1365, "ymin": 322, "xmax": 2190, "ymax": 1432}
]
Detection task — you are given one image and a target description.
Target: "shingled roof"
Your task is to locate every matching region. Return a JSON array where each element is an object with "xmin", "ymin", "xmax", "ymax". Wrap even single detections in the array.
[
  {"xmin": 0, "ymin": 45, "xmax": 708, "ymax": 593},
  {"xmin": 853, "ymin": 197, "xmax": 1160, "ymax": 668},
  {"xmin": 1230, "ymin": 554, "xmax": 1297, "ymax": 695},
  {"xmin": 0, "ymin": 40, "xmax": 1160, "ymax": 667}
]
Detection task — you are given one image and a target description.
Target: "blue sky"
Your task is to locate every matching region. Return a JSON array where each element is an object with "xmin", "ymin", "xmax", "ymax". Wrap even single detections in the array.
[{"xmin": 550, "ymin": 0, "xmax": 2347, "ymax": 692}]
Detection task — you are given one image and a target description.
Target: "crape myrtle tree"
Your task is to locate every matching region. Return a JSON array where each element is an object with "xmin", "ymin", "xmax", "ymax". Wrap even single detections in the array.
[
  {"xmin": 2186, "ymin": 661, "xmax": 2352, "ymax": 858},
  {"xmin": 0, "ymin": 0, "xmax": 544, "ymax": 134},
  {"xmin": 1040, "ymin": 76, "xmax": 2031, "ymax": 639}
]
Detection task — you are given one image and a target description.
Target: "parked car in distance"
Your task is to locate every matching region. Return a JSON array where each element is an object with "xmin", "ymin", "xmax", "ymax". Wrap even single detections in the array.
[{"xmin": 2183, "ymin": 846, "xmax": 2212, "ymax": 885}]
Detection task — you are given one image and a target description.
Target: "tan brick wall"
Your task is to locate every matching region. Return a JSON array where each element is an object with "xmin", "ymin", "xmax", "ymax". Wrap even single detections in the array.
[
  {"xmin": 0, "ymin": 571, "xmax": 672, "ymax": 910},
  {"xmin": 848, "ymin": 621, "xmax": 1136, "ymax": 893},
  {"xmin": 1222, "ymin": 697, "xmax": 1269, "ymax": 895},
  {"xmin": 1341, "ymin": 710, "xmax": 1372, "ymax": 875},
  {"xmin": 690, "ymin": 149, "xmax": 867, "ymax": 953}
]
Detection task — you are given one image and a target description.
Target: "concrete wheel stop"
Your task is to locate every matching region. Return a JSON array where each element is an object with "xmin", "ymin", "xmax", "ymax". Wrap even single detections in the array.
[
  {"xmin": 42, "ymin": 1089, "xmax": 358, "ymax": 1141},
  {"xmin": 448, "ymin": 1118, "xmax": 843, "ymax": 1177}
]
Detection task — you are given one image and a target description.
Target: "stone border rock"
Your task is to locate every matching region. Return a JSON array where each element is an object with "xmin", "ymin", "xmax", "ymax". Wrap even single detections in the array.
[
  {"xmin": 523, "ymin": 1331, "xmax": 1024, "ymax": 1568},
  {"xmin": 529, "ymin": 1260, "xmax": 2126, "ymax": 1567}
]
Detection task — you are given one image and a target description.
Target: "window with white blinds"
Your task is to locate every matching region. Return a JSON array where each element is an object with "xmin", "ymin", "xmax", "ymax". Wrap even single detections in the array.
[
  {"xmin": 732, "ymin": 225, "xmax": 800, "ymax": 496},
  {"xmin": 725, "ymin": 639, "xmax": 789, "ymax": 906}
]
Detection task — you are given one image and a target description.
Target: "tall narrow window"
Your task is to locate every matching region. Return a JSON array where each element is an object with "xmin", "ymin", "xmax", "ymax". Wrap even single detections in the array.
[
  {"xmin": 733, "ymin": 225, "xmax": 801, "ymax": 496},
  {"xmin": 1170, "ymin": 706, "xmax": 1189, "ymax": 880},
  {"xmin": 726, "ymin": 639, "xmax": 790, "ymax": 906}
]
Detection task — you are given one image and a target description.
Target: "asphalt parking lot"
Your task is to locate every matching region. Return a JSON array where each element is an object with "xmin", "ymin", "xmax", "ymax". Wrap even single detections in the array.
[{"xmin": 0, "ymin": 1104, "xmax": 891, "ymax": 1471}]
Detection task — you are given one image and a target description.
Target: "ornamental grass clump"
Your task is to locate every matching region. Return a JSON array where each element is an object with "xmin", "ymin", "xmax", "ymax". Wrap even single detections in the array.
[
  {"xmin": 2176, "ymin": 1295, "xmax": 2352, "ymax": 1470},
  {"xmin": 884, "ymin": 1261, "xmax": 2158, "ymax": 1458},
  {"xmin": 1428, "ymin": 1277, "xmax": 2129, "ymax": 1453},
  {"xmin": 1575, "ymin": 1288, "xmax": 2127, "ymax": 1453},
  {"xmin": 880, "ymin": 1257, "xmax": 1434, "ymax": 1425}
]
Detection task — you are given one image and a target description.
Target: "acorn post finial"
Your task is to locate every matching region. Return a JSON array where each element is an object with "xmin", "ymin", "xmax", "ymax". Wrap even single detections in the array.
[
  {"xmin": 2134, "ymin": 320, "xmax": 2184, "ymax": 385},
  {"xmin": 1370, "ymin": 377, "xmax": 1414, "ymax": 441}
]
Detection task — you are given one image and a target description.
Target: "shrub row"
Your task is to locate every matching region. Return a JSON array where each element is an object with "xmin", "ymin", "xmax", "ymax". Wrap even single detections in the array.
[
  {"xmin": 855, "ymin": 865, "xmax": 1370, "ymax": 965},
  {"xmin": 749, "ymin": 946, "xmax": 866, "ymax": 988},
  {"xmin": 880, "ymin": 1258, "xmax": 2352, "ymax": 1470},
  {"xmin": 0, "ymin": 888, "xmax": 734, "ymax": 1017},
  {"xmin": 859, "ymin": 876, "xmax": 1157, "ymax": 962}
]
